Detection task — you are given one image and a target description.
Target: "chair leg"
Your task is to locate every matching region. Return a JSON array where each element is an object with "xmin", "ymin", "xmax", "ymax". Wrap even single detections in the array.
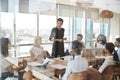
[{"xmin": 114, "ymin": 75, "xmax": 118, "ymax": 80}]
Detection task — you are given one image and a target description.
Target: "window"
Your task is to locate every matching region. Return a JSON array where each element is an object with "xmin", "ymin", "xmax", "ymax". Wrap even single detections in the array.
[
  {"xmin": 74, "ymin": 17, "xmax": 83, "ymax": 39},
  {"xmin": 39, "ymin": 15, "xmax": 56, "ymax": 53},
  {"xmin": 93, "ymin": 22, "xmax": 100, "ymax": 38},
  {"xmin": 16, "ymin": 13, "xmax": 37, "ymax": 45},
  {"xmin": 86, "ymin": 19, "xmax": 93, "ymax": 48},
  {"xmin": 100, "ymin": 23, "xmax": 110, "ymax": 37},
  {"xmin": 1, "ymin": 12, "xmax": 14, "ymax": 44},
  {"xmin": 39, "ymin": 15, "xmax": 56, "ymax": 43}
]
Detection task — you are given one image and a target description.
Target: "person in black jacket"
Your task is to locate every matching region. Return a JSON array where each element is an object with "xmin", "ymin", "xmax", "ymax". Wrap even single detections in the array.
[
  {"xmin": 49, "ymin": 18, "xmax": 66, "ymax": 58},
  {"xmin": 114, "ymin": 38, "xmax": 120, "ymax": 61}
]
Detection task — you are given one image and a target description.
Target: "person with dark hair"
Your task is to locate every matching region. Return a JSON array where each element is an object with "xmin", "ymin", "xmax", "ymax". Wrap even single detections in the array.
[
  {"xmin": 95, "ymin": 34, "xmax": 107, "ymax": 48},
  {"xmin": 49, "ymin": 18, "xmax": 66, "ymax": 58},
  {"xmin": 98, "ymin": 42, "xmax": 114, "ymax": 73},
  {"xmin": 43, "ymin": 50, "xmax": 50, "ymax": 59},
  {"xmin": 0, "ymin": 33, "xmax": 14, "ymax": 80},
  {"xmin": 62, "ymin": 41, "xmax": 88, "ymax": 80},
  {"xmin": 72, "ymin": 34, "xmax": 85, "ymax": 50},
  {"xmin": 1, "ymin": 33, "xmax": 11, "ymax": 57},
  {"xmin": 114, "ymin": 38, "xmax": 120, "ymax": 61}
]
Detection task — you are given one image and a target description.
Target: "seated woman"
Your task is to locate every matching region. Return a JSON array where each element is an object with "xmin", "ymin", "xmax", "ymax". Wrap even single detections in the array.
[
  {"xmin": 22, "ymin": 37, "xmax": 45, "ymax": 80},
  {"xmin": 95, "ymin": 34, "xmax": 106, "ymax": 48},
  {"xmin": 30, "ymin": 36, "xmax": 44, "ymax": 61}
]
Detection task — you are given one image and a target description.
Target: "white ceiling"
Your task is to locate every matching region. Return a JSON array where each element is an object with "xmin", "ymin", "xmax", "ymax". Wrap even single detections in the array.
[
  {"xmin": 93, "ymin": 0, "xmax": 120, "ymax": 13},
  {"xmin": 28, "ymin": 0, "xmax": 120, "ymax": 13},
  {"xmin": 56, "ymin": 0, "xmax": 120, "ymax": 13}
]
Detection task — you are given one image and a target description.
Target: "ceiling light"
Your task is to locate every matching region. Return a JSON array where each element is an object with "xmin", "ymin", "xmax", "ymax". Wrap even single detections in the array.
[{"xmin": 100, "ymin": 10, "xmax": 113, "ymax": 18}]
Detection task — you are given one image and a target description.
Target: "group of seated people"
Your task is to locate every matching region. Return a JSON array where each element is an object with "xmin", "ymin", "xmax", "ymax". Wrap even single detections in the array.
[
  {"xmin": 63, "ymin": 34, "xmax": 120, "ymax": 80},
  {"xmin": 1, "ymin": 34, "xmax": 120, "ymax": 80}
]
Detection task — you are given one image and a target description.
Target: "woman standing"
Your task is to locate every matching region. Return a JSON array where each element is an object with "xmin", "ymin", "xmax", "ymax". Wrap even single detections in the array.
[{"xmin": 49, "ymin": 18, "xmax": 66, "ymax": 58}]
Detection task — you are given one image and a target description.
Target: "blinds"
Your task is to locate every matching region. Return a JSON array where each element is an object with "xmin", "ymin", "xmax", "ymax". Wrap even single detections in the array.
[
  {"xmin": 86, "ymin": 8, "xmax": 99, "ymax": 20},
  {"xmin": 100, "ymin": 18, "xmax": 111, "ymax": 23},
  {"xmin": 58, "ymin": 4, "xmax": 83, "ymax": 18},
  {"xmin": 19, "ymin": 0, "xmax": 29, "ymax": 13},
  {"xmin": 75, "ymin": 6, "xmax": 84, "ymax": 18},
  {"xmin": 58, "ymin": 4, "xmax": 75, "ymax": 17},
  {"xmin": 29, "ymin": 0, "xmax": 56, "ymax": 15},
  {"xmin": 58, "ymin": 4, "xmax": 99, "ymax": 19}
]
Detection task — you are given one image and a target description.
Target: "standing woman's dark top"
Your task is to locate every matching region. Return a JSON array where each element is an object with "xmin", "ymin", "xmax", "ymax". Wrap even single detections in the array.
[{"xmin": 49, "ymin": 18, "xmax": 66, "ymax": 58}]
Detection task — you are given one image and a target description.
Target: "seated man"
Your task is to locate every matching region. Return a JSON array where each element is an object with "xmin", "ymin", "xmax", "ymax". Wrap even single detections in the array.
[
  {"xmin": 98, "ymin": 42, "xmax": 114, "ymax": 73},
  {"xmin": 114, "ymin": 38, "xmax": 120, "ymax": 61},
  {"xmin": 72, "ymin": 34, "xmax": 85, "ymax": 50},
  {"xmin": 62, "ymin": 41, "xmax": 88, "ymax": 80},
  {"xmin": 87, "ymin": 42, "xmax": 115, "ymax": 80}
]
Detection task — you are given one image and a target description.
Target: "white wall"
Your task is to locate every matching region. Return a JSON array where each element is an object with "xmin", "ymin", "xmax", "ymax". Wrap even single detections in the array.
[{"xmin": 110, "ymin": 13, "xmax": 120, "ymax": 42}]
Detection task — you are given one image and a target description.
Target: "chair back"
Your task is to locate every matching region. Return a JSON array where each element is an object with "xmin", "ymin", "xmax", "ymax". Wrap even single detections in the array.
[
  {"xmin": 102, "ymin": 65, "xmax": 114, "ymax": 80},
  {"xmin": 82, "ymin": 49, "xmax": 95, "ymax": 57},
  {"xmin": 68, "ymin": 71, "xmax": 87, "ymax": 80}
]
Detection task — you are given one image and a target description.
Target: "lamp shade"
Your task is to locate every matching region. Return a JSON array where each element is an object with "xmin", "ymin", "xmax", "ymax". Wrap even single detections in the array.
[
  {"xmin": 100, "ymin": 10, "xmax": 113, "ymax": 18},
  {"xmin": 71, "ymin": 0, "xmax": 94, "ymax": 6}
]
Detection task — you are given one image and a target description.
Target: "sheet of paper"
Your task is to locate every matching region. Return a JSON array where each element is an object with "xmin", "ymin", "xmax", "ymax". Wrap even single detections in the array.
[
  {"xmin": 28, "ymin": 58, "xmax": 50, "ymax": 66},
  {"xmin": 4, "ymin": 57, "xmax": 18, "ymax": 66},
  {"xmin": 42, "ymin": 58, "xmax": 49, "ymax": 65},
  {"xmin": 51, "ymin": 64, "xmax": 66, "ymax": 70},
  {"xmin": 28, "ymin": 62, "xmax": 43, "ymax": 66}
]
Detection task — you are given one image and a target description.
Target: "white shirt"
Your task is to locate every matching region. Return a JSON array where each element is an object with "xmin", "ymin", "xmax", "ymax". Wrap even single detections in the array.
[
  {"xmin": 30, "ymin": 46, "xmax": 44, "ymax": 60},
  {"xmin": 0, "ymin": 55, "xmax": 11, "ymax": 73},
  {"xmin": 96, "ymin": 42, "xmax": 105, "ymax": 49},
  {"xmin": 117, "ymin": 48, "xmax": 120, "ymax": 60},
  {"xmin": 62, "ymin": 55, "xmax": 88, "ymax": 80},
  {"xmin": 98, "ymin": 56, "xmax": 113, "ymax": 73}
]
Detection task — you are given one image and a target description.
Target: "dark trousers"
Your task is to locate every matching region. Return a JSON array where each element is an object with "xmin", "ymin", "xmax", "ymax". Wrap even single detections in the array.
[{"xmin": 1, "ymin": 72, "xmax": 14, "ymax": 80}]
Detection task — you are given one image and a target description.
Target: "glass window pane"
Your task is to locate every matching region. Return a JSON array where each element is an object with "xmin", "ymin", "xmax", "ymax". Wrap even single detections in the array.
[
  {"xmin": 1, "ymin": 12, "xmax": 14, "ymax": 44},
  {"xmin": 100, "ymin": 23, "xmax": 109, "ymax": 37},
  {"xmin": 39, "ymin": 15, "xmax": 56, "ymax": 43},
  {"xmin": 41, "ymin": 44, "xmax": 52, "ymax": 55},
  {"xmin": 86, "ymin": 19, "xmax": 93, "ymax": 48},
  {"xmin": 59, "ymin": 17, "xmax": 72, "ymax": 42},
  {"xmin": 39, "ymin": 15, "xmax": 56, "ymax": 54},
  {"xmin": 93, "ymin": 22, "xmax": 100, "ymax": 38},
  {"xmin": 74, "ymin": 17, "xmax": 82, "ymax": 39},
  {"xmin": 16, "ymin": 45, "xmax": 32, "ymax": 57},
  {"xmin": 16, "ymin": 13, "xmax": 37, "ymax": 44}
]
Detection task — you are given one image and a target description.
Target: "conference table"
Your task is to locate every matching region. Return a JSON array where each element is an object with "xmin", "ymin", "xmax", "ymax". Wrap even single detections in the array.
[
  {"xmin": 4, "ymin": 55, "xmax": 104, "ymax": 80},
  {"xmin": 26, "ymin": 56, "xmax": 104, "ymax": 80}
]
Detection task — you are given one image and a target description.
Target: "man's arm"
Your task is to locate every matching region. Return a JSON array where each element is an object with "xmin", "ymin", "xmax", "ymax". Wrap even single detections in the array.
[{"xmin": 62, "ymin": 61, "xmax": 72, "ymax": 80}]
